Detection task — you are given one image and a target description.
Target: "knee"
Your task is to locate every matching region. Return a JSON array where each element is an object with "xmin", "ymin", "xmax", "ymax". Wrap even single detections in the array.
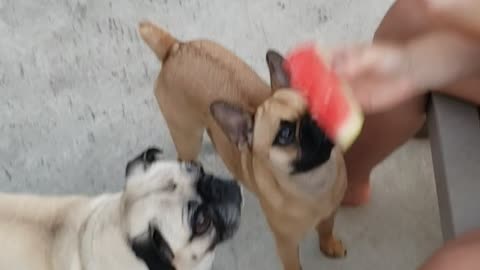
[
  {"xmin": 343, "ymin": 96, "xmax": 427, "ymax": 174},
  {"xmin": 420, "ymin": 0, "xmax": 452, "ymax": 19},
  {"xmin": 420, "ymin": 230, "xmax": 480, "ymax": 270},
  {"xmin": 421, "ymin": 246, "xmax": 480, "ymax": 270},
  {"xmin": 437, "ymin": 79, "xmax": 480, "ymax": 105},
  {"xmin": 373, "ymin": 0, "xmax": 431, "ymax": 41}
]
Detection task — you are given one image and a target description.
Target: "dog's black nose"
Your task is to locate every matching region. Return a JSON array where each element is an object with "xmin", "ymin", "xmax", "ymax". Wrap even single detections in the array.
[
  {"xmin": 142, "ymin": 148, "xmax": 163, "ymax": 164},
  {"xmin": 184, "ymin": 161, "xmax": 205, "ymax": 177}
]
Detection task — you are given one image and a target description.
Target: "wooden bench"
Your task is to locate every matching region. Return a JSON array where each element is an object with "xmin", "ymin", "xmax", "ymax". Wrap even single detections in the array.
[{"xmin": 427, "ymin": 93, "xmax": 480, "ymax": 241}]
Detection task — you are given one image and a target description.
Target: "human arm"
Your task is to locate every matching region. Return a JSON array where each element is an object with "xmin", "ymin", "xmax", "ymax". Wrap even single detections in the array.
[{"xmin": 331, "ymin": 30, "xmax": 480, "ymax": 113}]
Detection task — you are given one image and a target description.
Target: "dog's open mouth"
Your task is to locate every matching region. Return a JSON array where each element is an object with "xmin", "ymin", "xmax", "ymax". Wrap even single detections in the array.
[{"xmin": 129, "ymin": 223, "xmax": 175, "ymax": 270}]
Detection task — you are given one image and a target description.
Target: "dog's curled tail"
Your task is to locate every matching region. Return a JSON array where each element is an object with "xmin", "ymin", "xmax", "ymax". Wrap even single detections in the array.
[{"xmin": 138, "ymin": 21, "xmax": 178, "ymax": 61}]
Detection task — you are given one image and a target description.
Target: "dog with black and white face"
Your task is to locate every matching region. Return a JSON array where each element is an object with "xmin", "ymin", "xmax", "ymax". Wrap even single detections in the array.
[
  {"xmin": 0, "ymin": 147, "xmax": 242, "ymax": 270},
  {"xmin": 125, "ymin": 148, "xmax": 243, "ymax": 270}
]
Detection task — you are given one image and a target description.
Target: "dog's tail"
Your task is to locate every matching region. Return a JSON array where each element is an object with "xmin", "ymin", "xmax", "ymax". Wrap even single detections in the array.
[{"xmin": 138, "ymin": 21, "xmax": 179, "ymax": 61}]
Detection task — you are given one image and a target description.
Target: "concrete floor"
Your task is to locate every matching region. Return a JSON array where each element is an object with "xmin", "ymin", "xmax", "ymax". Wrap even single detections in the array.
[{"xmin": 0, "ymin": 0, "xmax": 443, "ymax": 269}]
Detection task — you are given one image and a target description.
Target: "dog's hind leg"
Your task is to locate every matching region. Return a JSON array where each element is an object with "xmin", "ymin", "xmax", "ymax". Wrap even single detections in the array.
[{"xmin": 168, "ymin": 123, "xmax": 204, "ymax": 162}]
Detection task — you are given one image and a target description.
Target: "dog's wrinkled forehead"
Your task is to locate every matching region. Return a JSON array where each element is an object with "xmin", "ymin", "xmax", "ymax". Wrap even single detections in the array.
[
  {"xmin": 123, "ymin": 149, "xmax": 200, "ymax": 208},
  {"xmin": 253, "ymin": 89, "xmax": 307, "ymax": 147},
  {"xmin": 260, "ymin": 89, "xmax": 307, "ymax": 121},
  {"xmin": 126, "ymin": 161, "xmax": 189, "ymax": 194}
]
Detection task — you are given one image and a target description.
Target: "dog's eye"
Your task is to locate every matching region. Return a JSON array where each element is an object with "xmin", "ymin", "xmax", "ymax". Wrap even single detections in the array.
[
  {"xmin": 273, "ymin": 121, "xmax": 296, "ymax": 146},
  {"xmin": 143, "ymin": 148, "xmax": 162, "ymax": 164},
  {"xmin": 192, "ymin": 208, "xmax": 212, "ymax": 236}
]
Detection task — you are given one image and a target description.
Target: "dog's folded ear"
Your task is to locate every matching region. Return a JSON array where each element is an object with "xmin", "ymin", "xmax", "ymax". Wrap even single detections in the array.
[
  {"xmin": 210, "ymin": 101, "xmax": 253, "ymax": 149},
  {"xmin": 266, "ymin": 50, "xmax": 291, "ymax": 90}
]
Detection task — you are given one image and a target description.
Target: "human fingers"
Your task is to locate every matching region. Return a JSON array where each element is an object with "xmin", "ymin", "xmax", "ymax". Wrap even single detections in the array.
[
  {"xmin": 332, "ymin": 44, "xmax": 403, "ymax": 81},
  {"xmin": 331, "ymin": 45, "xmax": 382, "ymax": 79},
  {"xmin": 352, "ymin": 78, "xmax": 416, "ymax": 113}
]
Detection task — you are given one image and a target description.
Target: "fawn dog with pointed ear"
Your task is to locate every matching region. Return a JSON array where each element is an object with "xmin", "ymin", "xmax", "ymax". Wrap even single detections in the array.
[{"xmin": 139, "ymin": 21, "xmax": 347, "ymax": 270}]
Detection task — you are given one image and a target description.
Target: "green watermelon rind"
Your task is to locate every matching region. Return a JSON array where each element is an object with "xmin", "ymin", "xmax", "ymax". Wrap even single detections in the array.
[{"xmin": 336, "ymin": 103, "xmax": 364, "ymax": 151}]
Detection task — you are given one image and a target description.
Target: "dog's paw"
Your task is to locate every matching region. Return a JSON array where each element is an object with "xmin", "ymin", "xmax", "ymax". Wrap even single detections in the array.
[{"xmin": 319, "ymin": 237, "xmax": 347, "ymax": 258}]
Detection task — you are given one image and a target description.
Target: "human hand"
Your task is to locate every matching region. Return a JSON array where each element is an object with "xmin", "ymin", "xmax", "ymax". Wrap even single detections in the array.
[{"xmin": 330, "ymin": 43, "xmax": 424, "ymax": 113}]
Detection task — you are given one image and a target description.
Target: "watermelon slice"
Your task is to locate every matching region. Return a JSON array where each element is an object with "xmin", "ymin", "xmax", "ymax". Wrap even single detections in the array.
[{"xmin": 284, "ymin": 42, "xmax": 364, "ymax": 151}]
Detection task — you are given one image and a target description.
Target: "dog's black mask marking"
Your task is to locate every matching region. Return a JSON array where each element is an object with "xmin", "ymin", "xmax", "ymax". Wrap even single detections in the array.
[
  {"xmin": 292, "ymin": 114, "xmax": 333, "ymax": 174},
  {"xmin": 196, "ymin": 173, "xmax": 242, "ymax": 249},
  {"xmin": 130, "ymin": 224, "xmax": 175, "ymax": 270}
]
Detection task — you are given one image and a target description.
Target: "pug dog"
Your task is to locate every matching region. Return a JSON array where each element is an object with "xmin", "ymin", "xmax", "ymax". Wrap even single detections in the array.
[
  {"xmin": 139, "ymin": 21, "xmax": 347, "ymax": 270},
  {"xmin": 0, "ymin": 147, "xmax": 242, "ymax": 270}
]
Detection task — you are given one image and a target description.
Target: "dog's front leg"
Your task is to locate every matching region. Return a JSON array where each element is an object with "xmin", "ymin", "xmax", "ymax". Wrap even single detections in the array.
[
  {"xmin": 272, "ymin": 231, "xmax": 302, "ymax": 270},
  {"xmin": 316, "ymin": 211, "xmax": 347, "ymax": 258}
]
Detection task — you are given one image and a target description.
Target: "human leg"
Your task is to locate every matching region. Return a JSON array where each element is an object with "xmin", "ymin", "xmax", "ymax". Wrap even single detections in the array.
[{"xmin": 342, "ymin": 0, "xmax": 431, "ymax": 205}]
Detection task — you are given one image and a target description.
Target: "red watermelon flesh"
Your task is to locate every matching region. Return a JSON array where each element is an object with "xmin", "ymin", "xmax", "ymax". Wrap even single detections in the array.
[{"xmin": 284, "ymin": 43, "xmax": 364, "ymax": 151}]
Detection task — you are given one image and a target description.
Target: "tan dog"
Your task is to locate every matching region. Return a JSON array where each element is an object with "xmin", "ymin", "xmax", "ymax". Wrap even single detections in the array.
[
  {"xmin": 139, "ymin": 21, "xmax": 347, "ymax": 270},
  {"xmin": 0, "ymin": 147, "xmax": 242, "ymax": 270}
]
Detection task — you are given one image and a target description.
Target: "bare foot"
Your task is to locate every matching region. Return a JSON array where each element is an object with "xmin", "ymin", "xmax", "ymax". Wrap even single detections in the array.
[{"xmin": 341, "ymin": 180, "xmax": 371, "ymax": 207}]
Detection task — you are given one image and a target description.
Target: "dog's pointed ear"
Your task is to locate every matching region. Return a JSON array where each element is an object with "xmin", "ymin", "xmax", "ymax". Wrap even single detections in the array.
[
  {"xmin": 210, "ymin": 101, "xmax": 253, "ymax": 148},
  {"xmin": 266, "ymin": 50, "xmax": 290, "ymax": 91}
]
